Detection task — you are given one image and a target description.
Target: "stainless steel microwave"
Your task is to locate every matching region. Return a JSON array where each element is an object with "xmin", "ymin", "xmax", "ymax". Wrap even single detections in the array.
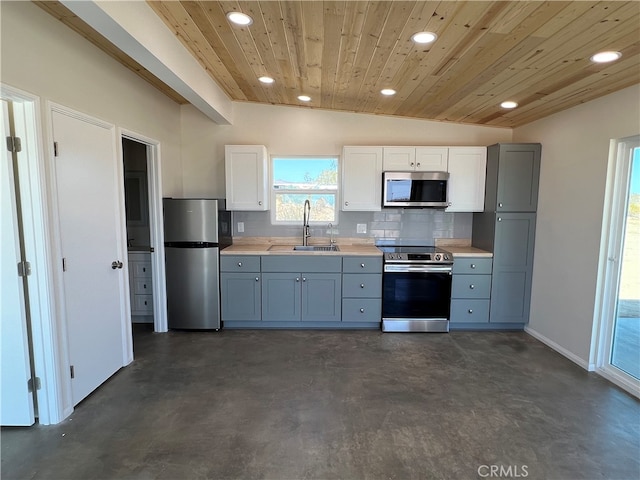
[{"xmin": 382, "ymin": 171, "xmax": 449, "ymax": 208}]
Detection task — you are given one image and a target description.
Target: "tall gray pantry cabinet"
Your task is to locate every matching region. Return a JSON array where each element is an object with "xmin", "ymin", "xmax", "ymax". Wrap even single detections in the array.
[{"xmin": 472, "ymin": 143, "xmax": 541, "ymax": 326}]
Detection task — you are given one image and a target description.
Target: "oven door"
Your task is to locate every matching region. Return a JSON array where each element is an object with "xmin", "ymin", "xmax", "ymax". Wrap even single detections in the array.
[{"xmin": 382, "ymin": 265, "xmax": 452, "ymax": 321}]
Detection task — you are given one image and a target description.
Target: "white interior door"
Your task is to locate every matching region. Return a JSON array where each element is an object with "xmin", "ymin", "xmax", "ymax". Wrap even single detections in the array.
[
  {"xmin": 52, "ymin": 108, "xmax": 128, "ymax": 406},
  {"xmin": 0, "ymin": 99, "xmax": 35, "ymax": 426}
]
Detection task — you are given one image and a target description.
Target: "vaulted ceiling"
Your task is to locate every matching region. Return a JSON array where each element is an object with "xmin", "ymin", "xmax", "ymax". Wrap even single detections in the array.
[{"xmin": 36, "ymin": 1, "xmax": 640, "ymax": 127}]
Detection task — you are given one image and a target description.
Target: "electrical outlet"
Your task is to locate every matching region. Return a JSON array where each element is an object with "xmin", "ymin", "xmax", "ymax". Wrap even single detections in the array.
[
  {"xmin": 356, "ymin": 223, "xmax": 367, "ymax": 234},
  {"xmin": 237, "ymin": 222, "xmax": 244, "ymax": 233}
]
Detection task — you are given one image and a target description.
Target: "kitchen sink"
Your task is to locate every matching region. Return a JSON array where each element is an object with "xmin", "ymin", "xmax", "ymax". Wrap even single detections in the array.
[
  {"xmin": 293, "ymin": 245, "xmax": 340, "ymax": 252},
  {"xmin": 267, "ymin": 245, "xmax": 340, "ymax": 252}
]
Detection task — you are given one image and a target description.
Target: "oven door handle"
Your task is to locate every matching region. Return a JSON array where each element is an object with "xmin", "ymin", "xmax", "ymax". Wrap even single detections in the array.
[{"xmin": 384, "ymin": 265, "xmax": 453, "ymax": 274}]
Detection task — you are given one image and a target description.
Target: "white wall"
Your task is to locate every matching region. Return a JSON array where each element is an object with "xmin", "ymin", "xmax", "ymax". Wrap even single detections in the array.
[
  {"xmin": 0, "ymin": 1, "xmax": 184, "ymax": 196},
  {"xmin": 513, "ymin": 85, "xmax": 640, "ymax": 368},
  {"xmin": 180, "ymin": 102, "xmax": 513, "ymax": 197}
]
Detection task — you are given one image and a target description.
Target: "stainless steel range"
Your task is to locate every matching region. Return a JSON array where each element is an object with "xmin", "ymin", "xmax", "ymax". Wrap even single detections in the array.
[{"xmin": 379, "ymin": 246, "xmax": 453, "ymax": 332}]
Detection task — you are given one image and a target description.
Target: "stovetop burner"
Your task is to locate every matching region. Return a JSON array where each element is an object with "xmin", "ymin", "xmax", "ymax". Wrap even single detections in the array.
[{"xmin": 378, "ymin": 245, "xmax": 453, "ymax": 264}]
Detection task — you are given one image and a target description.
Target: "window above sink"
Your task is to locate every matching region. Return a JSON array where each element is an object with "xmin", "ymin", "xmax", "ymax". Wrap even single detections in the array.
[{"xmin": 270, "ymin": 156, "xmax": 339, "ymax": 225}]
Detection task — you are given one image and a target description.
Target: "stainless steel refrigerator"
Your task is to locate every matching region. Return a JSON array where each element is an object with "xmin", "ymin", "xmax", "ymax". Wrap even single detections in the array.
[{"xmin": 163, "ymin": 198, "xmax": 231, "ymax": 329}]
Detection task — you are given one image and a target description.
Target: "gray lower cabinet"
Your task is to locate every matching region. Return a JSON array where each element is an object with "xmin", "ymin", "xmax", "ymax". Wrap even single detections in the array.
[
  {"xmin": 261, "ymin": 256, "xmax": 342, "ymax": 323},
  {"xmin": 342, "ymin": 256, "xmax": 382, "ymax": 322},
  {"xmin": 490, "ymin": 212, "xmax": 536, "ymax": 324},
  {"xmin": 221, "ymin": 254, "xmax": 382, "ymax": 328},
  {"xmin": 220, "ymin": 255, "xmax": 261, "ymax": 322},
  {"xmin": 450, "ymin": 257, "xmax": 492, "ymax": 326}
]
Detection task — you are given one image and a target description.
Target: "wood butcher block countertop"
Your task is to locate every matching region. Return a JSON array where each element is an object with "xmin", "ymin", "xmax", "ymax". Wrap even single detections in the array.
[
  {"xmin": 221, "ymin": 237, "xmax": 382, "ymax": 256},
  {"xmin": 440, "ymin": 245, "xmax": 493, "ymax": 258},
  {"xmin": 436, "ymin": 239, "xmax": 493, "ymax": 258}
]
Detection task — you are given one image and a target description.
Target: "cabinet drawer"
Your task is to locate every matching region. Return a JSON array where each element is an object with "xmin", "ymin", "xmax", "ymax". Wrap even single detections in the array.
[
  {"xmin": 450, "ymin": 299, "xmax": 489, "ymax": 323},
  {"xmin": 452, "ymin": 274, "xmax": 491, "ymax": 298},
  {"xmin": 133, "ymin": 278, "xmax": 152, "ymax": 295},
  {"xmin": 342, "ymin": 256, "xmax": 382, "ymax": 273},
  {"xmin": 220, "ymin": 255, "xmax": 261, "ymax": 272},
  {"xmin": 452, "ymin": 257, "xmax": 492, "ymax": 275},
  {"xmin": 342, "ymin": 298, "xmax": 381, "ymax": 322},
  {"xmin": 133, "ymin": 295, "xmax": 154, "ymax": 313},
  {"xmin": 132, "ymin": 262, "xmax": 152, "ymax": 277},
  {"xmin": 342, "ymin": 274, "xmax": 382, "ymax": 298},
  {"xmin": 261, "ymin": 256, "xmax": 341, "ymax": 273}
]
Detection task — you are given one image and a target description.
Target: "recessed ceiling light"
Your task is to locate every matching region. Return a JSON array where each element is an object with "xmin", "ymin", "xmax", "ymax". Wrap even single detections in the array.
[
  {"xmin": 259, "ymin": 76, "xmax": 275, "ymax": 84},
  {"xmin": 298, "ymin": 95, "xmax": 311, "ymax": 102},
  {"xmin": 381, "ymin": 89, "xmax": 396, "ymax": 96},
  {"xmin": 411, "ymin": 31, "xmax": 438, "ymax": 44},
  {"xmin": 226, "ymin": 11, "xmax": 253, "ymax": 26},
  {"xmin": 500, "ymin": 101, "xmax": 518, "ymax": 109},
  {"xmin": 590, "ymin": 51, "xmax": 622, "ymax": 63}
]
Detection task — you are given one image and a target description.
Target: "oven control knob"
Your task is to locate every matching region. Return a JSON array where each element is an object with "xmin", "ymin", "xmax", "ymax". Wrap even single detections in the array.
[{"xmin": 435, "ymin": 254, "xmax": 442, "ymax": 261}]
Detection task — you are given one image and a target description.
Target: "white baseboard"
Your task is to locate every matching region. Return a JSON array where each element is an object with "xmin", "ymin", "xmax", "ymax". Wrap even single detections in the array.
[{"xmin": 524, "ymin": 326, "xmax": 593, "ymax": 371}]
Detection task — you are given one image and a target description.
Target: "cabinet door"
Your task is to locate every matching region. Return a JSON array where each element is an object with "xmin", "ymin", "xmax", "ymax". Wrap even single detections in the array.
[
  {"xmin": 490, "ymin": 213, "xmax": 536, "ymax": 323},
  {"xmin": 382, "ymin": 147, "xmax": 415, "ymax": 170},
  {"xmin": 262, "ymin": 273, "xmax": 301, "ymax": 321},
  {"xmin": 221, "ymin": 273, "xmax": 262, "ymax": 321},
  {"xmin": 495, "ymin": 144, "xmax": 540, "ymax": 212},
  {"xmin": 447, "ymin": 147, "xmax": 487, "ymax": 212},
  {"xmin": 301, "ymin": 273, "xmax": 341, "ymax": 322},
  {"xmin": 342, "ymin": 147, "xmax": 382, "ymax": 211},
  {"xmin": 415, "ymin": 147, "xmax": 448, "ymax": 171},
  {"xmin": 225, "ymin": 145, "xmax": 268, "ymax": 211}
]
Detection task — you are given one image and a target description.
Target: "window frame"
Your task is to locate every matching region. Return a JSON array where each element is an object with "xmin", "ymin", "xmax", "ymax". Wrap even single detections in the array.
[{"xmin": 269, "ymin": 155, "xmax": 340, "ymax": 226}]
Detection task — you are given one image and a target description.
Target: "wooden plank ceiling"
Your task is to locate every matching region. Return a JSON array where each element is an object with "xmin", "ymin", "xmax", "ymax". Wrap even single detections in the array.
[{"xmin": 37, "ymin": 1, "xmax": 640, "ymax": 127}]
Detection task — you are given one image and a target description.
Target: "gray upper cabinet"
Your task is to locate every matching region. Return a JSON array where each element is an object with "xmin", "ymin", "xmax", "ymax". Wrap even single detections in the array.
[{"xmin": 484, "ymin": 143, "xmax": 541, "ymax": 212}]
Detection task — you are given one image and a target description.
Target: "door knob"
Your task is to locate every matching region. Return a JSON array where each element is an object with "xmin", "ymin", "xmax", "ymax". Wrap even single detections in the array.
[{"xmin": 111, "ymin": 261, "xmax": 123, "ymax": 269}]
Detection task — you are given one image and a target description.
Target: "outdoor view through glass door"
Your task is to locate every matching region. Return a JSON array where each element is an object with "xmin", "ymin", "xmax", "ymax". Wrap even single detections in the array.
[{"xmin": 611, "ymin": 146, "xmax": 640, "ymax": 379}]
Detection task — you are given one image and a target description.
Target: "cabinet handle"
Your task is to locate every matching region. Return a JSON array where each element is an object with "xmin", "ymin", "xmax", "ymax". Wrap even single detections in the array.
[
  {"xmin": 360, "ymin": 283, "xmax": 365, "ymax": 288},
  {"xmin": 417, "ymin": 162, "xmax": 421, "ymax": 167},
  {"xmin": 361, "ymin": 263, "xmax": 365, "ymax": 268},
  {"xmin": 360, "ymin": 308, "xmax": 365, "ymax": 313},
  {"xmin": 144, "ymin": 301, "xmax": 148, "ymax": 306},
  {"xmin": 238, "ymin": 262, "xmax": 242, "ymax": 267},
  {"xmin": 255, "ymin": 277, "xmax": 259, "ymax": 282},
  {"xmin": 498, "ymin": 202, "xmax": 503, "ymax": 207},
  {"xmin": 468, "ymin": 309, "xmax": 473, "ymax": 314},
  {"xmin": 410, "ymin": 162, "xmax": 415, "ymax": 166},
  {"xmin": 345, "ymin": 201, "xmax": 349, "ymax": 206},
  {"xmin": 302, "ymin": 277, "xmax": 306, "ymax": 282},
  {"xmin": 470, "ymin": 264, "xmax": 476, "ymax": 269},
  {"xmin": 143, "ymin": 284, "xmax": 146, "ymax": 289},
  {"xmin": 469, "ymin": 284, "xmax": 475, "ymax": 289},
  {"xmin": 142, "ymin": 267, "xmax": 146, "ymax": 272},
  {"xmin": 258, "ymin": 201, "xmax": 263, "ymax": 206},
  {"xmin": 296, "ymin": 277, "xmax": 300, "ymax": 282},
  {"xmin": 497, "ymin": 217, "xmax": 502, "ymax": 222}
]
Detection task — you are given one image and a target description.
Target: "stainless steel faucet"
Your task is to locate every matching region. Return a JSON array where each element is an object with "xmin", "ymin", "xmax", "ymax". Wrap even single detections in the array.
[{"xmin": 302, "ymin": 199, "xmax": 311, "ymax": 246}]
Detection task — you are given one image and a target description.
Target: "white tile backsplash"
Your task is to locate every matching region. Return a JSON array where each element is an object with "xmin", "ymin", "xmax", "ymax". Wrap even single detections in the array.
[{"xmin": 231, "ymin": 208, "xmax": 472, "ymax": 245}]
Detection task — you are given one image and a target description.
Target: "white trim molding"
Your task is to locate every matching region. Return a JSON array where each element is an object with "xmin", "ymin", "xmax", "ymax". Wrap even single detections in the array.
[{"xmin": 525, "ymin": 326, "xmax": 594, "ymax": 371}]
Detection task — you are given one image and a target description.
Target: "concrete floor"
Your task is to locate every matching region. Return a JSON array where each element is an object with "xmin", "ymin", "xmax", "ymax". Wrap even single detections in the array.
[{"xmin": 2, "ymin": 327, "xmax": 639, "ymax": 480}]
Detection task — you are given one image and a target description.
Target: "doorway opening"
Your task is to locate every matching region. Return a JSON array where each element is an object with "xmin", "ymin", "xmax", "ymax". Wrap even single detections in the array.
[
  {"xmin": 123, "ymin": 138, "xmax": 154, "ymax": 331},
  {"xmin": 120, "ymin": 133, "xmax": 168, "ymax": 335},
  {"xmin": 596, "ymin": 135, "xmax": 640, "ymax": 398}
]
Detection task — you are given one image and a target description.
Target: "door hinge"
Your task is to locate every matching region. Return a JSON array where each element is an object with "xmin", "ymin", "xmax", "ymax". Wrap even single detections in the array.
[
  {"xmin": 53, "ymin": 141, "xmax": 58, "ymax": 157},
  {"xmin": 27, "ymin": 377, "xmax": 41, "ymax": 392},
  {"xmin": 70, "ymin": 365, "xmax": 75, "ymax": 379},
  {"xmin": 62, "ymin": 257, "xmax": 67, "ymax": 272},
  {"xmin": 17, "ymin": 260, "xmax": 31, "ymax": 277},
  {"xmin": 6, "ymin": 135, "xmax": 22, "ymax": 153}
]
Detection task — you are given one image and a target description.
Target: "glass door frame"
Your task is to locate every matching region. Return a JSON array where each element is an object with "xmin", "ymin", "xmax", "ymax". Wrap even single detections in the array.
[{"xmin": 594, "ymin": 135, "xmax": 640, "ymax": 398}]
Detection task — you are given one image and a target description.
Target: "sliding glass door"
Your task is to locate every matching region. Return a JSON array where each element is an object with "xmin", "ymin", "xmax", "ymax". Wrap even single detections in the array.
[
  {"xmin": 611, "ymin": 146, "xmax": 640, "ymax": 379},
  {"xmin": 598, "ymin": 136, "xmax": 640, "ymax": 397}
]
